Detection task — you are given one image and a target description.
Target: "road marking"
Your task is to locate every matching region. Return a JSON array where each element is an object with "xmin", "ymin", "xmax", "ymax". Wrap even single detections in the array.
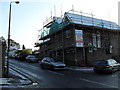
[
  {"xmin": 47, "ymin": 70, "xmax": 64, "ymax": 76},
  {"xmin": 112, "ymin": 73, "xmax": 118, "ymax": 77},
  {"xmin": 79, "ymin": 78, "xmax": 118, "ymax": 88},
  {"xmin": 9, "ymin": 65, "xmax": 39, "ymax": 84},
  {"xmin": 9, "ymin": 64, "xmax": 43, "ymax": 80}
]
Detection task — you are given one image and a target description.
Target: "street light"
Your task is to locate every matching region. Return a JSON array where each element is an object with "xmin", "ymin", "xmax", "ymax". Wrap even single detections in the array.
[{"xmin": 7, "ymin": 1, "xmax": 20, "ymax": 75}]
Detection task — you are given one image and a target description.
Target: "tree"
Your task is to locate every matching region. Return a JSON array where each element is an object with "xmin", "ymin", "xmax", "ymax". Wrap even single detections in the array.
[
  {"xmin": 15, "ymin": 49, "xmax": 32, "ymax": 60},
  {"xmin": 0, "ymin": 36, "xmax": 6, "ymax": 42},
  {"xmin": 19, "ymin": 49, "xmax": 32, "ymax": 60},
  {"xmin": 8, "ymin": 39, "xmax": 20, "ymax": 49},
  {"xmin": 21, "ymin": 49, "xmax": 32, "ymax": 55},
  {"xmin": 22, "ymin": 44, "xmax": 25, "ymax": 50}
]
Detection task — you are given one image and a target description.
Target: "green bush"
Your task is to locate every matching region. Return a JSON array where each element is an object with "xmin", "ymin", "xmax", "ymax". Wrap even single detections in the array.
[{"xmin": 15, "ymin": 49, "xmax": 32, "ymax": 60}]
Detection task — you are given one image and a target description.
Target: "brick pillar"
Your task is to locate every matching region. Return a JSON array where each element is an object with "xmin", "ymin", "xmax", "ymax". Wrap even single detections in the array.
[{"xmin": 0, "ymin": 42, "xmax": 6, "ymax": 78}]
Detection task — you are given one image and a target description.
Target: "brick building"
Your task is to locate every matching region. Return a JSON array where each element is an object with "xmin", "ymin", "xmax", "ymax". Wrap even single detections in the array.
[{"xmin": 37, "ymin": 10, "xmax": 120, "ymax": 67}]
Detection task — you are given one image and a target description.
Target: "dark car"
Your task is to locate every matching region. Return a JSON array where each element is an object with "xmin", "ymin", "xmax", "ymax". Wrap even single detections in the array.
[
  {"xmin": 94, "ymin": 59, "xmax": 120, "ymax": 73},
  {"xmin": 39, "ymin": 57, "xmax": 66, "ymax": 70},
  {"xmin": 26, "ymin": 55, "xmax": 38, "ymax": 63}
]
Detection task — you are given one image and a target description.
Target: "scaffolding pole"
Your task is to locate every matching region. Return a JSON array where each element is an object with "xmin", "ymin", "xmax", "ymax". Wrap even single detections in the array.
[
  {"xmin": 73, "ymin": 23, "xmax": 77, "ymax": 66},
  {"xmin": 62, "ymin": 24, "xmax": 65, "ymax": 63},
  {"xmin": 80, "ymin": 11, "xmax": 86, "ymax": 67},
  {"xmin": 43, "ymin": 39, "xmax": 45, "ymax": 58}
]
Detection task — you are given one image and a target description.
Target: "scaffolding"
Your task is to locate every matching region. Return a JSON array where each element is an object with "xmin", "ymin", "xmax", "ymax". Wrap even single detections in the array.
[
  {"xmin": 39, "ymin": 9, "xmax": 119, "ymax": 39},
  {"xmin": 38, "ymin": 9, "xmax": 120, "ymax": 66}
]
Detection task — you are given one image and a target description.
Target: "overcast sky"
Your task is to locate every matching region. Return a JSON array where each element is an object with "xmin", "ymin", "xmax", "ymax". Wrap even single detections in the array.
[{"xmin": 0, "ymin": 0, "xmax": 119, "ymax": 50}]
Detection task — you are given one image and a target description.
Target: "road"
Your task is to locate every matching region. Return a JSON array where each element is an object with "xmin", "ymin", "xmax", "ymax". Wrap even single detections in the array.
[{"xmin": 9, "ymin": 59, "xmax": 119, "ymax": 89}]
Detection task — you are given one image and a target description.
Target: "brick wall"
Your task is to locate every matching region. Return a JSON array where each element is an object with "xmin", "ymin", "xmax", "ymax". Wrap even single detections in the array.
[
  {"xmin": 0, "ymin": 42, "xmax": 6, "ymax": 77},
  {"xmin": 39, "ymin": 24, "xmax": 120, "ymax": 66}
]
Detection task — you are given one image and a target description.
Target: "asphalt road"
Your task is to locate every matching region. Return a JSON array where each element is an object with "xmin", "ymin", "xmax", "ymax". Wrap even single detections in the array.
[{"xmin": 9, "ymin": 59, "xmax": 119, "ymax": 89}]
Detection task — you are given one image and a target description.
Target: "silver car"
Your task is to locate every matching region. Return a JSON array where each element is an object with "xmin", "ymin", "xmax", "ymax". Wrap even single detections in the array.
[
  {"xmin": 39, "ymin": 57, "xmax": 66, "ymax": 70},
  {"xmin": 26, "ymin": 55, "xmax": 38, "ymax": 63}
]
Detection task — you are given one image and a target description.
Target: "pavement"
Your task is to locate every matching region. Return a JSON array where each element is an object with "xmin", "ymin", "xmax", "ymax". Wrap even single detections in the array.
[
  {"xmin": 0, "ymin": 67, "xmax": 33, "ymax": 88},
  {"xmin": 0, "ymin": 66, "xmax": 93, "ymax": 88}
]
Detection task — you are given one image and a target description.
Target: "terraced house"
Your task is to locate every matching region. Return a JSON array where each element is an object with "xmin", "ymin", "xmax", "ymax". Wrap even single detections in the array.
[{"xmin": 36, "ymin": 10, "xmax": 120, "ymax": 67}]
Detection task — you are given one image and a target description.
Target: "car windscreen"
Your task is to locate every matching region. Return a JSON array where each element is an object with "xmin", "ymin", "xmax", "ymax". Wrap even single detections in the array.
[
  {"xmin": 49, "ymin": 58, "xmax": 55, "ymax": 62},
  {"xmin": 29, "ymin": 56, "xmax": 35, "ymax": 58}
]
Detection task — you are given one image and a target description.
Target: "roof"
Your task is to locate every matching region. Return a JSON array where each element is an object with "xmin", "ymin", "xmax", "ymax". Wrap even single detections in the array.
[
  {"xmin": 40, "ymin": 11, "xmax": 119, "ymax": 39},
  {"xmin": 43, "ymin": 17, "xmax": 63, "ymax": 27},
  {"xmin": 53, "ymin": 17, "xmax": 63, "ymax": 24},
  {"xmin": 64, "ymin": 12, "xmax": 119, "ymax": 30}
]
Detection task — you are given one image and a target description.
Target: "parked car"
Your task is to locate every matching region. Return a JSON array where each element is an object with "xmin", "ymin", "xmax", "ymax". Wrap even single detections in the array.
[
  {"xmin": 94, "ymin": 59, "xmax": 120, "ymax": 73},
  {"xmin": 26, "ymin": 55, "xmax": 38, "ymax": 63},
  {"xmin": 14, "ymin": 54, "xmax": 19, "ymax": 59},
  {"xmin": 11, "ymin": 54, "xmax": 17, "ymax": 59},
  {"xmin": 39, "ymin": 57, "xmax": 66, "ymax": 70}
]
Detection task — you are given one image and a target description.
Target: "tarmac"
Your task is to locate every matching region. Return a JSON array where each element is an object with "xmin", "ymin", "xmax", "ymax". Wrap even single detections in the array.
[
  {"xmin": 0, "ymin": 66, "xmax": 93, "ymax": 88},
  {"xmin": 67, "ymin": 66, "xmax": 93, "ymax": 72}
]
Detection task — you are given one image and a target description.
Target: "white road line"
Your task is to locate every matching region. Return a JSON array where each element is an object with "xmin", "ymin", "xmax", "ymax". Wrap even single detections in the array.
[
  {"xmin": 79, "ymin": 78, "xmax": 118, "ymax": 88},
  {"xmin": 47, "ymin": 70, "xmax": 64, "ymax": 76},
  {"xmin": 112, "ymin": 73, "xmax": 118, "ymax": 77}
]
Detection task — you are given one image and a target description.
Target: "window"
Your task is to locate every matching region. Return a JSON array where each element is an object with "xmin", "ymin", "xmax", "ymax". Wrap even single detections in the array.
[
  {"xmin": 92, "ymin": 33, "xmax": 97, "ymax": 49},
  {"xmin": 108, "ymin": 60, "xmax": 117, "ymax": 65},
  {"xmin": 89, "ymin": 48, "xmax": 93, "ymax": 52},
  {"xmin": 66, "ymin": 29, "xmax": 71, "ymax": 38},
  {"xmin": 88, "ymin": 43, "xmax": 93, "ymax": 52},
  {"xmin": 44, "ymin": 60, "xmax": 50, "ymax": 63},
  {"xmin": 105, "ymin": 41, "xmax": 111, "ymax": 54},
  {"xmin": 92, "ymin": 32, "xmax": 101, "ymax": 49},
  {"xmin": 95, "ymin": 60, "xmax": 107, "ymax": 65},
  {"xmin": 110, "ymin": 45, "xmax": 113, "ymax": 54},
  {"xmin": 97, "ymin": 32, "xmax": 101, "ymax": 48}
]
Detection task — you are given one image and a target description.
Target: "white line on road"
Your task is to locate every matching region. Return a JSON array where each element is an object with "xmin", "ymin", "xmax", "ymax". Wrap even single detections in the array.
[
  {"xmin": 47, "ymin": 70, "xmax": 64, "ymax": 76},
  {"xmin": 79, "ymin": 78, "xmax": 118, "ymax": 88}
]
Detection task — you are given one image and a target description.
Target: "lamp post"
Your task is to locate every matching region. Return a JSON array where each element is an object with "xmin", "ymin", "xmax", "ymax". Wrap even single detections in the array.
[{"xmin": 7, "ymin": 1, "xmax": 20, "ymax": 75}]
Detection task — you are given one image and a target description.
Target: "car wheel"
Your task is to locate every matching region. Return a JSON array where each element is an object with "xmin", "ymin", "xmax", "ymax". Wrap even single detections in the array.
[{"xmin": 51, "ymin": 66, "xmax": 55, "ymax": 70}]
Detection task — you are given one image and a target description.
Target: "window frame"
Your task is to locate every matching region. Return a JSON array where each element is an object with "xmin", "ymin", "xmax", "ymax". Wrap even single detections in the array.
[{"xmin": 66, "ymin": 29, "xmax": 71, "ymax": 38}]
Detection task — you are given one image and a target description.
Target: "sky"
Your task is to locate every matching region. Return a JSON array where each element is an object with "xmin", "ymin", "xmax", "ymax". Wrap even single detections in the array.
[{"xmin": 0, "ymin": 0, "xmax": 119, "ymax": 50}]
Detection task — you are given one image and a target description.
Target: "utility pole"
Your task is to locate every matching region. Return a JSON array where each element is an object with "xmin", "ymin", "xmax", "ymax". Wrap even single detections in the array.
[{"xmin": 7, "ymin": 1, "xmax": 20, "ymax": 75}]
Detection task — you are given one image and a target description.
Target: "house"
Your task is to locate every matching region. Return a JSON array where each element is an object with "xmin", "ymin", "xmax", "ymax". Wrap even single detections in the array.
[{"xmin": 37, "ymin": 10, "xmax": 120, "ymax": 67}]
